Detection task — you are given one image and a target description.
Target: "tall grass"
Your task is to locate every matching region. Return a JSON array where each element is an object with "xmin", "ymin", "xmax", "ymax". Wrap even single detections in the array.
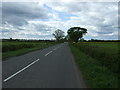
[
  {"xmin": 69, "ymin": 44, "xmax": 118, "ymax": 88},
  {"xmin": 72, "ymin": 42, "xmax": 119, "ymax": 73},
  {"xmin": 2, "ymin": 41, "xmax": 58, "ymax": 59},
  {"xmin": 2, "ymin": 41, "xmax": 56, "ymax": 52}
]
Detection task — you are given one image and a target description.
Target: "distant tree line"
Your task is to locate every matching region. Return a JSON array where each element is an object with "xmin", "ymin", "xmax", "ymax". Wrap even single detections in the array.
[
  {"xmin": 87, "ymin": 39, "xmax": 120, "ymax": 42},
  {"xmin": 2, "ymin": 38, "xmax": 56, "ymax": 42},
  {"xmin": 1, "ymin": 38, "xmax": 120, "ymax": 42},
  {"xmin": 68, "ymin": 39, "xmax": 120, "ymax": 42}
]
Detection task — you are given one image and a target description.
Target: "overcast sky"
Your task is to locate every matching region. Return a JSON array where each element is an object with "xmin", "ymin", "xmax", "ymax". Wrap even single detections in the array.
[{"xmin": 1, "ymin": 1, "xmax": 119, "ymax": 40}]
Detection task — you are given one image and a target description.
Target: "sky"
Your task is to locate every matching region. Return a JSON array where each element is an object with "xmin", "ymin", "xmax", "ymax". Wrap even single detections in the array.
[{"xmin": 0, "ymin": 1, "xmax": 119, "ymax": 40}]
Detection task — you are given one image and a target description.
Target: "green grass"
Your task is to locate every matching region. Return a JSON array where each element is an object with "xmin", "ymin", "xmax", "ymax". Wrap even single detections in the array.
[
  {"xmin": 2, "ymin": 41, "xmax": 53, "ymax": 52},
  {"xmin": 69, "ymin": 43, "xmax": 118, "ymax": 88},
  {"xmin": 79, "ymin": 42, "xmax": 118, "ymax": 49},
  {"xmin": 2, "ymin": 41, "xmax": 58, "ymax": 60},
  {"xmin": 3, "ymin": 47, "xmax": 40, "ymax": 59},
  {"xmin": 72, "ymin": 42, "xmax": 119, "ymax": 72}
]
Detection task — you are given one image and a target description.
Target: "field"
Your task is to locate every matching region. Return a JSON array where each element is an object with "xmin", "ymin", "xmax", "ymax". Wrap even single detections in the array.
[
  {"xmin": 69, "ymin": 42, "xmax": 119, "ymax": 88},
  {"xmin": 2, "ymin": 41, "xmax": 58, "ymax": 60},
  {"xmin": 72, "ymin": 42, "xmax": 119, "ymax": 72}
]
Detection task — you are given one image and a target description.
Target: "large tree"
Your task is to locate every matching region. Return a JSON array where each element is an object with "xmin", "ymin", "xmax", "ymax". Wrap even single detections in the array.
[
  {"xmin": 53, "ymin": 29, "xmax": 65, "ymax": 41},
  {"xmin": 67, "ymin": 27, "xmax": 87, "ymax": 42}
]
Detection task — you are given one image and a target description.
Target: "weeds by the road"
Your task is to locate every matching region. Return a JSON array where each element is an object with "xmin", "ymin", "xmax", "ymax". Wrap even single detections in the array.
[
  {"xmin": 73, "ymin": 42, "xmax": 119, "ymax": 72},
  {"xmin": 69, "ymin": 43, "xmax": 118, "ymax": 88},
  {"xmin": 2, "ymin": 41, "xmax": 58, "ymax": 60}
]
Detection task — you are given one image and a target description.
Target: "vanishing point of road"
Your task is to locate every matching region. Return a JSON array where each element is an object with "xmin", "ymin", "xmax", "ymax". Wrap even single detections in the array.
[{"xmin": 2, "ymin": 42, "xmax": 87, "ymax": 88}]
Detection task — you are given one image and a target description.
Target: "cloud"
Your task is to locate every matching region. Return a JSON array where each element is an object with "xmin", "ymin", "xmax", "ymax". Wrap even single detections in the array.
[
  {"xmin": 47, "ymin": 2, "xmax": 118, "ymax": 40},
  {"xmin": 2, "ymin": 2, "xmax": 48, "ymax": 26},
  {"xmin": 1, "ymin": 2, "xmax": 118, "ymax": 40}
]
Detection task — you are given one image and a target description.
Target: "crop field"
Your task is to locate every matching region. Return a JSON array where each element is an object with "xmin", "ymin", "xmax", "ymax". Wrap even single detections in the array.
[
  {"xmin": 70, "ymin": 42, "xmax": 119, "ymax": 88},
  {"xmin": 2, "ymin": 41, "xmax": 57, "ymax": 59}
]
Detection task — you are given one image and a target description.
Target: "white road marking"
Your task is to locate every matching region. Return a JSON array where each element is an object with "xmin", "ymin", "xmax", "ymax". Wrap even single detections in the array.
[
  {"xmin": 53, "ymin": 48, "xmax": 56, "ymax": 51},
  {"xmin": 3, "ymin": 59, "xmax": 40, "ymax": 82},
  {"xmin": 45, "ymin": 51, "xmax": 53, "ymax": 56},
  {"xmin": 53, "ymin": 47, "xmax": 60, "ymax": 51}
]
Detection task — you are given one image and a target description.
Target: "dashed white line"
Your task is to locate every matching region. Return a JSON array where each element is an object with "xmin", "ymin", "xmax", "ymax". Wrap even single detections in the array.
[
  {"xmin": 3, "ymin": 59, "xmax": 40, "ymax": 82},
  {"xmin": 53, "ymin": 48, "xmax": 56, "ymax": 51},
  {"xmin": 45, "ymin": 51, "xmax": 53, "ymax": 56},
  {"xmin": 53, "ymin": 47, "xmax": 60, "ymax": 51}
]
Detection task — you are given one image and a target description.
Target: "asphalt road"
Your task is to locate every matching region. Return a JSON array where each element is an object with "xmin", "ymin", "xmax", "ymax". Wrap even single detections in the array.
[{"xmin": 2, "ymin": 42, "xmax": 86, "ymax": 88}]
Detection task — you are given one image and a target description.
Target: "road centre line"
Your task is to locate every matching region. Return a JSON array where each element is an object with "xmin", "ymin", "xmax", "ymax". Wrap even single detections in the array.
[
  {"xmin": 53, "ymin": 48, "xmax": 57, "ymax": 51},
  {"xmin": 3, "ymin": 59, "xmax": 40, "ymax": 82},
  {"xmin": 45, "ymin": 51, "xmax": 53, "ymax": 56},
  {"xmin": 53, "ymin": 47, "xmax": 60, "ymax": 50},
  {"xmin": 53, "ymin": 49, "xmax": 56, "ymax": 51}
]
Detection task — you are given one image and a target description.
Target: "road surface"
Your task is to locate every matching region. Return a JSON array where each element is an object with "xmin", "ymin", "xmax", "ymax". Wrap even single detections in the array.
[{"xmin": 2, "ymin": 42, "xmax": 86, "ymax": 88}]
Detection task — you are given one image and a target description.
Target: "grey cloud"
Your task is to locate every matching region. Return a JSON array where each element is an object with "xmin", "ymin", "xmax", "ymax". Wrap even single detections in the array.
[
  {"xmin": 97, "ymin": 31, "xmax": 113, "ymax": 34},
  {"xmin": 25, "ymin": 34, "xmax": 53, "ymax": 39},
  {"xmin": 34, "ymin": 23, "xmax": 55, "ymax": 33},
  {"xmin": 2, "ymin": 2, "xmax": 48, "ymax": 26},
  {"xmin": 2, "ymin": 29, "xmax": 10, "ymax": 33},
  {"xmin": 1, "ymin": 2, "xmax": 118, "ymax": 40},
  {"xmin": 31, "ymin": 2, "xmax": 119, "ymax": 40}
]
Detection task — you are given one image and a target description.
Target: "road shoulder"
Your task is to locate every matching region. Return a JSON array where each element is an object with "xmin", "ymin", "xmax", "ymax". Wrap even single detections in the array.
[{"xmin": 68, "ymin": 46, "xmax": 88, "ymax": 88}]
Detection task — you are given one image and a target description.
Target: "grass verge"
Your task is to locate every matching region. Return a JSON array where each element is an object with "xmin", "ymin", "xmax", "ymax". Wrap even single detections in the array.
[
  {"xmin": 73, "ymin": 42, "xmax": 119, "ymax": 72},
  {"xmin": 2, "ymin": 42, "xmax": 57, "ymax": 60},
  {"xmin": 69, "ymin": 43, "xmax": 118, "ymax": 88}
]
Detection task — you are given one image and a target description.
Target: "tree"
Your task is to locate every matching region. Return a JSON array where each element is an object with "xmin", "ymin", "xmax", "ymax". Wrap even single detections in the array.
[
  {"xmin": 52, "ymin": 29, "xmax": 65, "ymax": 42},
  {"xmin": 64, "ymin": 34, "xmax": 70, "ymax": 41},
  {"xmin": 9, "ymin": 38, "xmax": 13, "ymax": 41},
  {"xmin": 67, "ymin": 27, "xmax": 87, "ymax": 43}
]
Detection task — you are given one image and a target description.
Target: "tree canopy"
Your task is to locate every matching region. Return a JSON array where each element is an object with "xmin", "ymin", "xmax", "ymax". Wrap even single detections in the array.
[
  {"xmin": 67, "ymin": 27, "xmax": 87, "ymax": 42},
  {"xmin": 53, "ymin": 29, "xmax": 65, "ymax": 42}
]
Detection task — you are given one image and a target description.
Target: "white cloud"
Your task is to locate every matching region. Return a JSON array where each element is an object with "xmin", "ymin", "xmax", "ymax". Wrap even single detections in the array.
[
  {"xmin": 2, "ymin": 2, "xmax": 48, "ymax": 26},
  {"xmin": 1, "ymin": 2, "xmax": 118, "ymax": 40}
]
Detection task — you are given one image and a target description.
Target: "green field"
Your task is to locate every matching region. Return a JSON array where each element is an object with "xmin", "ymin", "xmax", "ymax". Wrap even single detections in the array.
[
  {"xmin": 2, "ymin": 41, "xmax": 58, "ymax": 60},
  {"xmin": 72, "ymin": 42, "xmax": 119, "ymax": 72},
  {"xmin": 78, "ymin": 42, "xmax": 118, "ymax": 49},
  {"xmin": 69, "ymin": 42, "xmax": 119, "ymax": 88}
]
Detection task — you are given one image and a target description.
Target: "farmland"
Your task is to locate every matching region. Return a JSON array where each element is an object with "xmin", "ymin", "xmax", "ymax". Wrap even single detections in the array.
[
  {"xmin": 73, "ymin": 42, "xmax": 119, "ymax": 72},
  {"xmin": 2, "ymin": 41, "xmax": 58, "ymax": 60},
  {"xmin": 70, "ymin": 42, "xmax": 119, "ymax": 88}
]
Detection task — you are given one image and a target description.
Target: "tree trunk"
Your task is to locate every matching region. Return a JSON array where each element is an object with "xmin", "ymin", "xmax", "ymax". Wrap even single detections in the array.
[{"xmin": 75, "ymin": 39, "xmax": 78, "ymax": 43}]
